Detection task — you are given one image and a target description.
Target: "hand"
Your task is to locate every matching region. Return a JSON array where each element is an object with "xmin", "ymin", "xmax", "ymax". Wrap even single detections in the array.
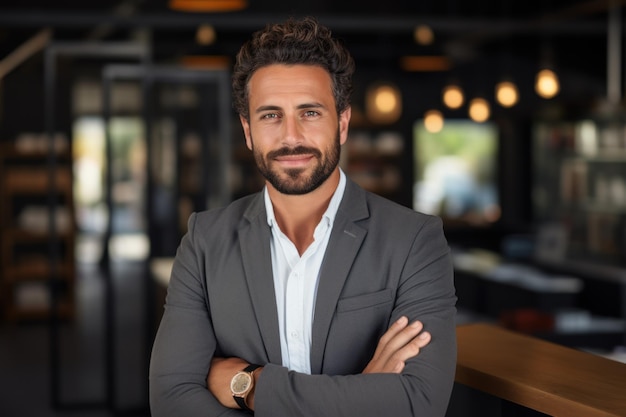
[
  {"xmin": 362, "ymin": 316, "xmax": 431, "ymax": 374},
  {"xmin": 208, "ymin": 357, "xmax": 256, "ymax": 409}
]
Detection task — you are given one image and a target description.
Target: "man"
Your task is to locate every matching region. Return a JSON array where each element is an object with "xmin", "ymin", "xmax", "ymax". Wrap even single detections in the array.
[{"xmin": 149, "ymin": 17, "xmax": 457, "ymax": 417}]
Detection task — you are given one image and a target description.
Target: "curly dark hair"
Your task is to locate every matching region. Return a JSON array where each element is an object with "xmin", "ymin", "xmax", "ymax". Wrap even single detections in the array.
[{"xmin": 232, "ymin": 16, "xmax": 355, "ymax": 119}]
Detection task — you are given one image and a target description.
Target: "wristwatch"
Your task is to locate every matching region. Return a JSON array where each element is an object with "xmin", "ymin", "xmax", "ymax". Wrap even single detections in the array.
[{"xmin": 230, "ymin": 364, "xmax": 261, "ymax": 413}]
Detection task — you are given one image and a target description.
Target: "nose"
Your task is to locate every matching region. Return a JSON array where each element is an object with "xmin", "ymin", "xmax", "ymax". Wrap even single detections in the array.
[{"xmin": 282, "ymin": 114, "xmax": 304, "ymax": 146}]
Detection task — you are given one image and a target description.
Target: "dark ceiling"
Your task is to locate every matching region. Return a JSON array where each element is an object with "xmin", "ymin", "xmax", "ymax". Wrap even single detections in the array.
[{"xmin": 0, "ymin": 0, "xmax": 622, "ymax": 108}]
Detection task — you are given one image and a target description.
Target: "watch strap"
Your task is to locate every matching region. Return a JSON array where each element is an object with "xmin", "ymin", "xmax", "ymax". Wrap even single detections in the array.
[
  {"xmin": 244, "ymin": 364, "xmax": 262, "ymax": 373},
  {"xmin": 234, "ymin": 364, "xmax": 262, "ymax": 413},
  {"xmin": 234, "ymin": 396, "xmax": 250, "ymax": 412}
]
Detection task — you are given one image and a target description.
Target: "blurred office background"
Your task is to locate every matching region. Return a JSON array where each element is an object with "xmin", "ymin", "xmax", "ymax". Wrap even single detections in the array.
[{"xmin": 0, "ymin": 1, "xmax": 625, "ymax": 416}]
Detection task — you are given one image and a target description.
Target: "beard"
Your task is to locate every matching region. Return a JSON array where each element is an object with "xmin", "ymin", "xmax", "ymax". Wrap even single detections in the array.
[{"xmin": 251, "ymin": 130, "xmax": 341, "ymax": 195}]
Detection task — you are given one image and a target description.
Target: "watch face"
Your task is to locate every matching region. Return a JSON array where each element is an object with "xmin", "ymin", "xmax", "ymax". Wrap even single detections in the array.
[{"xmin": 230, "ymin": 372, "xmax": 252, "ymax": 395}]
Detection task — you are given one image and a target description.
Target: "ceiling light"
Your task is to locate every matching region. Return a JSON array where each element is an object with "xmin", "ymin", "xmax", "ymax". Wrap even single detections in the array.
[
  {"xmin": 442, "ymin": 84, "xmax": 464, "ymax": 109},
  {"xmin": 414, "ymin": 25, "xmax": 434, "ymax": 45},
  {"xmin": 424, "ymin": 110, "xmax": 444, "ymax": 133},
  {"xmin": 535, "ymin": 68, "xmax": 560, "ymax": 99},
  {"xmin": 468, "ymin": 98, "xmax": 490, "ymax": 123},
  {"xmin": 495, "ymin": 81, "xmax": 519, "ymax": 107},
  {"xmin": 366, "ymin": 83, "xmax": 402, "ymax": 125},
  {"xmin": 169, "ymin": 0, "xmax": 247, "ymax": 12},
  {"xmin": 196, "ymin": 24, "xmax": 216, "ymax": 45}
]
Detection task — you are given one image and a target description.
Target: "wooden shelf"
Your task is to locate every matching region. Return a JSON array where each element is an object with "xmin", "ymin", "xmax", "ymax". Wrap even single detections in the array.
[
  {"xmin": 0, "ymin": 142, "xmax": 75, "ymax": 322},
  {"xmin": 3, "ymin": 167, "xmax": 73, "ymax": 193},
  {"xmin": 2, "ymin": 262, "xmax": 75, "ymax": 282},
  {"xmin": 0, "ymin": 141, "xmax": 71, "ymax": 161}
]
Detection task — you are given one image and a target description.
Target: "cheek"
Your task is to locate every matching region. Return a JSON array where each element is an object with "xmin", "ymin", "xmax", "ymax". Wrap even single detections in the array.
[{"xmin": 249, "ymin": 124, "xmax": 282, "ymax": 148}]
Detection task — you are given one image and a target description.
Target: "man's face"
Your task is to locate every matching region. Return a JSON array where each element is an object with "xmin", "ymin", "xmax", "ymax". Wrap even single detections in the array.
[{"xmin": 240, "ymin": 64, "xmax": 351, "ymax": 195}]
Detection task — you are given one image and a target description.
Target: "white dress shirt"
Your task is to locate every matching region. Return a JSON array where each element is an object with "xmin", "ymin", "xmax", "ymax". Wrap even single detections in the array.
[{"xmin": 264, "ymin": 170, "xmax": 346, "ymax": 374}]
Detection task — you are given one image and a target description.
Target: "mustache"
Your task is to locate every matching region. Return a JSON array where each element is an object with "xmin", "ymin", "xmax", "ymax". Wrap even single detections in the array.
[{"xmin": 267, "ymin": 146, "xmax": 322, "ymax": 159}]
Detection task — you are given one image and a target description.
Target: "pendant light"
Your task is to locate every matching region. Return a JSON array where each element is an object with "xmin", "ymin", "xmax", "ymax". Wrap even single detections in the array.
[
  {"xmin": 468, "ymin": 98, "xmax": 490, "ymax": 123},
  {"xmin": 535, "ymin": 68, "xmax": 560, "ymax": 99},
  {"xmin": 424, "ymin": 110, "xmax": 444, "ymax": 133},
  {"xmin": 495, "ymin": 80, "xmax": 519, "ymax": 107},
  {"xmin": 414, "ymin": 25, "xmax": 435, "ymax": 46},
  {"xmin": 535, "ymin": 40, "xmax": 560, "ymax": 99},
  {"xmin": 442, "ymin": 83, "xmax": 464, "ymax": 109},
  {"xmin": 365, "ymin": 82, "xmax": 402, "ymax": 125},
  {"xmin": 494, "ymin": 0, "xmax": 519, "ymax": 108}
]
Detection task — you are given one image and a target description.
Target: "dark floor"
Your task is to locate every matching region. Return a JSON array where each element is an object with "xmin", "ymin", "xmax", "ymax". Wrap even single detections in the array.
[{"xmin": 0, "ymin": 258, "xmax": 152, "ymax": 417}]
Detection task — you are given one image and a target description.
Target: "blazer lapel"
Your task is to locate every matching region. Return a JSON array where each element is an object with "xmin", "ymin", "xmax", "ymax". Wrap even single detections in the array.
[
  {"xmin": 310, "ymin": 180, "xmax": 369, "ymax": 374},
  {"xmin": 239, "ymin": 194, "xmax": 283, "ymax": 365}
]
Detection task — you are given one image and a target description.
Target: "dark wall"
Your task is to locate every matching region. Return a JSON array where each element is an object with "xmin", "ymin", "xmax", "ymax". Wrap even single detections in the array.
[{"xmin": 0, "ymin": 54, "xmax": 74, "ymax": 142}]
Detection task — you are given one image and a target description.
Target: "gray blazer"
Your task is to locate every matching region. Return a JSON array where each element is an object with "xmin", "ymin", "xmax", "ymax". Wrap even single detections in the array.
[{"xmin": 149, "ymin": 178, "xmax": 457, "ymax": 417}]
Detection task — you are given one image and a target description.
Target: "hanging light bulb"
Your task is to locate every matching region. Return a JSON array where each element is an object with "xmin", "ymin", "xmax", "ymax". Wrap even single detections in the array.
[
  {"xmin": 196, "ymin": 24, "xmax": 216, "ymax": 45},
  {"xmin": 468, "ymin": 98, "xmax": 490, "ymax": 122},
  {"xmin": 535, "ymin": 68, "xmax": 560, "ymax": 99},
  {"xmin": 424, "ymin": 110, "xmax": 444, "ymax": 133},
  {"xmin": 495, "ymin": 80, "xmax": 519, "ymax": 107},
  {"xmin": 366, "ymin": 82, "xmax": 402, "ymax": 124},
  {"xmin": 442, "ymin": 84, "xmax": 464, "ymax": 109},
  {"xmin": 414, "ymin": 25, "xmax": 434, "ymax": 45}
]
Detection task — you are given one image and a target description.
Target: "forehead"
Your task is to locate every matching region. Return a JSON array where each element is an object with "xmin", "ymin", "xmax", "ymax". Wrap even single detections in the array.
[{"xmin": 247, "ymin": 64, "xmax": 334, "ymax": 102}]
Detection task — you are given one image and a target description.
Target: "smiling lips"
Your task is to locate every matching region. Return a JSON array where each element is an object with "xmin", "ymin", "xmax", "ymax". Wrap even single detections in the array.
[
  {"xmin": 268, "ymin": 146, "xmax": 321, "ymax": 168},
  {"xmin": 274, "ymin": 153, "xmax": 314, "ymax": 167}
]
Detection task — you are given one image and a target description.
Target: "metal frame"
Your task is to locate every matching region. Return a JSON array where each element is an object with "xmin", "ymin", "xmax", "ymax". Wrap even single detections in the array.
[
  {"xmin": 45, "ymin": 42, "xmax": 232, "ymax": 413},
  {"xmin": 100, "ymin": 63, "xmax": 231, "ymax": 413},
  {"xmin": 44, "ymin": 41, "xmax": 150, "ymax": 413}
]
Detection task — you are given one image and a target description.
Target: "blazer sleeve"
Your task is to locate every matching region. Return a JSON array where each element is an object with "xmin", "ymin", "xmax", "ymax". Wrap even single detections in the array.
[
  {"xmin": 149, "ymin": 212, "xmax": 246, "ymax": 417},
  {"xmin": 254, "ymin": 215, "xmax": 457, "ymax": 417}
]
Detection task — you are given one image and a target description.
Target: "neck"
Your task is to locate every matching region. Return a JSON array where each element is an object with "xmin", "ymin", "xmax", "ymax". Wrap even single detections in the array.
[{"xmin": 268, "ymin": 169, "xmax": 340, "ymax": 255}]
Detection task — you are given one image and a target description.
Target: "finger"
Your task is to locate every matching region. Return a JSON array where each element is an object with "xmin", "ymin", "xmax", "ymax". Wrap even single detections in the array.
[
  {"xmin": 377, "ymin": 320, "xmax": 425, "ymax": 360},
  {"xmin": 371, "ymin": 316, "xmax": 410, "ymax": 359},
  {"xmin": 386, "ymin": 331, "xmax": 431, "ymax": 370},
  {"xmin": 379, "ymin": 316, "xmax": 409, "ymax": 345},
  {"xmin": 416, "ymin": 330, "xmax": 431, "ymax": 348},
  {"xmin": 397, "ymin": 331, "xmax": 431, "ymax": 360}
]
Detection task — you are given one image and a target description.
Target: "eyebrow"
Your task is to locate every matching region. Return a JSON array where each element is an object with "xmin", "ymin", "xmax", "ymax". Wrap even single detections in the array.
[{"xmin": 254, "ymin": 102, "xmax": 326, "ymax": 114}]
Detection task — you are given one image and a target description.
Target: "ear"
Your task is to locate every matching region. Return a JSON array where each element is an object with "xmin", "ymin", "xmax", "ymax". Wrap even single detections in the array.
[
  {"xmin": 338, "ymin": 106, "xmax": 351, "ymax": 145},
  {"xmin": 240, "ymin": 115, "xmax": 252, "ymax": 150}
]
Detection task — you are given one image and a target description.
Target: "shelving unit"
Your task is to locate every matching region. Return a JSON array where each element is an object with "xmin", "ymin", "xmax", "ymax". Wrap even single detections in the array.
[
  {"xmin": 0, "ymin": 142, "xmax": 75, "ymax": 321},
  {"xmin": 533, "ymin": 119, "xmax": 626, "ymax": 266},
  {"xmin": 342, "ymin": 130, "xmax": 405, "ymax": 197}
]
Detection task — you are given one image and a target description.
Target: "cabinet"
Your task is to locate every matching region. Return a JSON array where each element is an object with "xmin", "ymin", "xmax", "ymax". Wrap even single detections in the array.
[
  {"xmin": 533, "ymin": 119, "xmax": 626, "ymax": 266},
  {"xmin": 0, "ymin": 142, "xmax": 75, "ymax": 321}
]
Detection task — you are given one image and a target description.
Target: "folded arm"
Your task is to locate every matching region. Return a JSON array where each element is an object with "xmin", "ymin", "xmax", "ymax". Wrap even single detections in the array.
[
  {"xmin": 150, "ymin": 212, "xmax": 456, "ymax": 417},
  {"xmin": 208, "ymin": 316, "xmax": 432, "ymax": 410},
  {"xmin": 251, "ymin": 216, "xmax": 456, "ymax": 417}
]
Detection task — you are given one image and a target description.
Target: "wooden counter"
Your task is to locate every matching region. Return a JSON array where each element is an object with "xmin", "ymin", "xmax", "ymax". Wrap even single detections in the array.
[{"xmin": 456, "ymin": 323, "xmax": 626, "ymax": 417}]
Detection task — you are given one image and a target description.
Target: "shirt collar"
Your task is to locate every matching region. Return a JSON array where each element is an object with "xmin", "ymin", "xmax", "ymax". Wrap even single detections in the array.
[{"xmin": 265, "ymin": 169, "xmax": 346, "ymax": 228}]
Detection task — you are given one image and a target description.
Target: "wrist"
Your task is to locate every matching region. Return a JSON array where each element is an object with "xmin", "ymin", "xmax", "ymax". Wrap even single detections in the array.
[
  {"xmin": 230, "ymin": 364, "xmax": 262, "ymax": 413},
  {"xmin": 247, "ymin": 366, "xmax": 263, "ymax": 411}
]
